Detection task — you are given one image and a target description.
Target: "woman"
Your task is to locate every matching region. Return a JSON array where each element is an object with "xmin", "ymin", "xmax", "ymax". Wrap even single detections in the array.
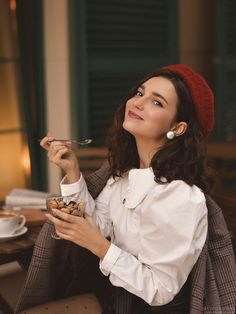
[{"xmin": 40, "ymin": 64, "xmax": 214, "ymax": 313}]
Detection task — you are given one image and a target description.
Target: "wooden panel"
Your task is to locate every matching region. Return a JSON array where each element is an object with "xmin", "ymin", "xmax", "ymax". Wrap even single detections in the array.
[
  {"xmin": 214, "ymin": 193, "xmax": 236, "ymax": 252},
  {"xmin": 207, "ymin": 142, "xmax": 236, "ymax": 193},
  {"xmin": 76, "ymin": 147, "xmax": 107, "ymax": 175},
  {"xmin": 206, "ymin": 141, "xmax": 236, "ymax": 158}
]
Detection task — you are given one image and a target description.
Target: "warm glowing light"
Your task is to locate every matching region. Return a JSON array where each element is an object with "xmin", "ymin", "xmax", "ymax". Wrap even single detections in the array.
[
  {"xmin": 9, "ymin": 0, "xmax": 16, "ymax": 12},
  {"xmin": 22, "ymin": 145, "xmax": 31, "ymax": 177}
]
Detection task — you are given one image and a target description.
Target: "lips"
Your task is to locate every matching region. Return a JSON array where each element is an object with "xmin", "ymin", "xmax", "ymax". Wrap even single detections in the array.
[{"xmin": 128, "ymin": 110, "xmax": 143, "ymax": 120}]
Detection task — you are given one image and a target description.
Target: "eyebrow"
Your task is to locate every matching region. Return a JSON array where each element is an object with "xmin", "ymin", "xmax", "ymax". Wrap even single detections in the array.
[{"xmin": 139, "ymin": 85, "xmax": 168, "ymax": 105}]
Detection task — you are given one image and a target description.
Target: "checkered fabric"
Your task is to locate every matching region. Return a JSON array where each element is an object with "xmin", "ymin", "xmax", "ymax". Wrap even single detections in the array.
[{"xmin": 15, "ymin": 162, "xmax": 236, "ymax": 314}]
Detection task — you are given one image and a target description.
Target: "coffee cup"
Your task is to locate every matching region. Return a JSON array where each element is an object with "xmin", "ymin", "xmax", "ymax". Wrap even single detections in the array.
[{"xmin": 0, "ymin": 211, "xmax": 26, "ymax": 236}]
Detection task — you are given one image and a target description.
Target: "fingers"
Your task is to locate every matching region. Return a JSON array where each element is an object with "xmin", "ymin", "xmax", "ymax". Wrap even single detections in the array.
[
  {"xmin": 40, "ymin": 133, "xmax": 71, "ymax": 151},
  {"xmin": 45, "ymin": 211, "xmax": 100, "ymax": 251},
  {"xmin": 45, "ymin": 213, "xmax": 75, "ymax": 240},
  {"xmin": 45, "ymin": 210, "xmax": 83, "ymax": 239},
  {"xmin": 47, "ymin": 143, "xmax": 69, "ymax": 165},
  {"xmin": 40, "ymin": 133, "xmax": 55, "ymax": 151},
  {"xmin": 40, "ymin": 132, "xmax": 74, "ymax": 164},
  {"xmin": 53, "ymin": 229, "xmax": 72, "ymax": 241},
  {"xmin": 51, "ymin": 208, "xmax": 83, "ymax": 223},
  {"xmin": 84, "ymin": 213, "xmax": 96, "ymax": 227}
]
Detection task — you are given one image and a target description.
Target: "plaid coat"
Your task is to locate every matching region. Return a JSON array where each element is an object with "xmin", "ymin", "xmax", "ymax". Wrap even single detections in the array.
[{"xmin": 15, "ymin": 162, "xmax": 236, "ymax": 313}]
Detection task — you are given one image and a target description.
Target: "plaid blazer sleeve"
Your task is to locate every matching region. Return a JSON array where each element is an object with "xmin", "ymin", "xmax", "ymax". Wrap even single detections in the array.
[
  {"xmin": 14, "ymin": 220, "xmax": 71, "ymax": 313},
  {"xmin": 15, "ymin": 162, "xmax": 111, "ymax": 313},
  {"xmin": 190, "ymin": 195, "xmax": 236, "ymax": 314}
]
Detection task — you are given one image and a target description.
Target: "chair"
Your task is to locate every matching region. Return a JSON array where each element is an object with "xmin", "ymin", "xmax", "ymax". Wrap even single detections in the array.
[{"xmin": 18, "ymin": 293, "xmax": 101, "ymax": 314}]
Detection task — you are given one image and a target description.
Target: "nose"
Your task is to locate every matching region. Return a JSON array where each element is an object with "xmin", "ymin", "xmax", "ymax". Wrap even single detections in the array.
[{"xmin": 134, "ymin": 98, "xmax": 144, "ymax": 110}]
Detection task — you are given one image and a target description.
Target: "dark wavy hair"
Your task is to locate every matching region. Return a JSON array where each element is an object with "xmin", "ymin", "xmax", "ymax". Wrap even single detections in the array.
[{"xmin": 107, "ymin": 69, "xmax": 213, "ymax": 193}]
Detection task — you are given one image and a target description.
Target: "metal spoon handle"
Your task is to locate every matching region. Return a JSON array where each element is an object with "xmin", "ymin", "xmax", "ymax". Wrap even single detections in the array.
[{"xmin": 38, "ymin": 138, "xmax": 92, "ymax": 145}]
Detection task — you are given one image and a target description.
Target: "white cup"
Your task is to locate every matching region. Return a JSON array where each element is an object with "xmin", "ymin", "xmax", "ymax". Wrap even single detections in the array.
[{"xmin": 0, "ymin": 211, "xmax": 26, "ymax": 236}]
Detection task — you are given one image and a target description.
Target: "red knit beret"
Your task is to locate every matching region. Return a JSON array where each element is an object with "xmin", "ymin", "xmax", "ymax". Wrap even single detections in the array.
[{"xmin": 161, "ymin": 64, "xmax": 214, "ymax": 138}]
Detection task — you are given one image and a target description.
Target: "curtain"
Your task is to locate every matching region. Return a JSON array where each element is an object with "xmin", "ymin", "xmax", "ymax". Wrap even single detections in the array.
[{"xmin": 16, "ymin": 0, "xmax": 47, "ymax": 190}]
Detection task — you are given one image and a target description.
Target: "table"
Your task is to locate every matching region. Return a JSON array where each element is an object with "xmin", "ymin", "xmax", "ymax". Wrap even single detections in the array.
[
  {"xmin": 0, "ymin": 210, "xmax": 45, "ymax": 314},
  {"xmin": 0, "ymin": 226, "xmax": 42, "ymax": 314},
  {"xmin": 0, "ymin": 226, "xmax": 41, "ymax": 268}
]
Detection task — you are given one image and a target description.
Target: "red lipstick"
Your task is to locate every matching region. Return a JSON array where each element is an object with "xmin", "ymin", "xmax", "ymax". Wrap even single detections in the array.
[{"xmin": 128, "ymin": 111, "xmax": 143, "ymax": 120}]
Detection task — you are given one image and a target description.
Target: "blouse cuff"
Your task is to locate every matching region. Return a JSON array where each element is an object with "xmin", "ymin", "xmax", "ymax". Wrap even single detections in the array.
[
  {"xmin": 99, "ymin": 243, "xmax": 121, "ymax": 276},
  {"xmin": 60, "ymin": 174, "xmax": 85, "ymax": 196}
]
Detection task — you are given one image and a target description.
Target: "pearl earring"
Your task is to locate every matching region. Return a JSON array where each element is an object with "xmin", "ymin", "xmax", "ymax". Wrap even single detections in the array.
[{"xmin": 166, "ymin": 131, "xmax": 176, "ymax": 140}]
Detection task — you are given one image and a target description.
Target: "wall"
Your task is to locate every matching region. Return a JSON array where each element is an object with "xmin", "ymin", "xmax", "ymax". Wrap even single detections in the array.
[
  {"xmin": 43, "ymin": 0, "xmax": 71, "ymax": 193},
  {"xmin": 179, "ymin": 0, "xmax": 214, "ymax": 84}
]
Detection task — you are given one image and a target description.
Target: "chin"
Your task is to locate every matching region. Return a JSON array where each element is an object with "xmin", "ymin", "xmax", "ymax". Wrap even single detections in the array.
[
  {"xmin": 122, "ymin": 121, "xmax": 143, "ymax": 138},
  {"xmin": 123, "ymin": 120, "xmax": 134, "ymax": 134}
]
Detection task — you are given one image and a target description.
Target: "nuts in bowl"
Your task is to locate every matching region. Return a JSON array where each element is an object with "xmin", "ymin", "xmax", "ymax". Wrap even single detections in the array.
[
  {"xmin": 46, "ymin": 195, "xmax": 85, "ymax": 240},
  {"xmin": 47, "ymin": 196, "xmax": 85, "ymax": 217}
]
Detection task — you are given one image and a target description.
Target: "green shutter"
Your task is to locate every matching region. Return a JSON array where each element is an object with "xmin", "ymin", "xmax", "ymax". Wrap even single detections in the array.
[
  {"xmin": 70, "ymin": 0, "xmax": 178, "ymax": 145},
  {"xmin": 214, "ymin": 0, "xmax": 236, "ymax": 141},
  {"xmin": 16, "ymin": 0, "xmax": 47, "ymax": 190}
]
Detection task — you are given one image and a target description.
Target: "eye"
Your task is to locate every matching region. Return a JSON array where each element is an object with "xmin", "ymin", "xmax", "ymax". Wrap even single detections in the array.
[
  {"xmin": 153, "ymin": 100, "xmax": 163, "ymax": 107},
  {"xmin": 135, "ymin": 90, "xmax": 143, "ymax": 97}
]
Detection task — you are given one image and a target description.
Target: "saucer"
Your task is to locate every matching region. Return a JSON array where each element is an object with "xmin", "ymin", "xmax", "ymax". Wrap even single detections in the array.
[{"xmin": 0, "ymin": 227, "xmax": 28, "ymax": 242}]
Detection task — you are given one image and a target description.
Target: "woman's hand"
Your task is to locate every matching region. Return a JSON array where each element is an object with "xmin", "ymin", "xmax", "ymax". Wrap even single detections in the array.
[
  {"xmin": 40, "ymin": 133, "xmax": 80, "ymax": 183},
  {"xmin": 45, "ymin": 209, "xmax": 111, "ymax": 259}
]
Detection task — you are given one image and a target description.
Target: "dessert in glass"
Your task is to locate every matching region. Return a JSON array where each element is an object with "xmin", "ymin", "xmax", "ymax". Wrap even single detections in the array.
[{"xmin": 46, "ymin": 195, "xmax": 85, "ymax": 239}]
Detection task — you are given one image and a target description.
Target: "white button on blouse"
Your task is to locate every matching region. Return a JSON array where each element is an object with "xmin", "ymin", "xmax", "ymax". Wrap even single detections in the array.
[{"xmin": 61, "ymin": 168, "xmax": 208, "ymax": 306}]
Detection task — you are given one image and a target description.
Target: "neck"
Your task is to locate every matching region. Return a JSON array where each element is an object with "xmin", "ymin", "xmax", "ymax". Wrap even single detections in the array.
[{"xmin": 135, "ymin": 137, "xmax": 164, "ymax": 168}]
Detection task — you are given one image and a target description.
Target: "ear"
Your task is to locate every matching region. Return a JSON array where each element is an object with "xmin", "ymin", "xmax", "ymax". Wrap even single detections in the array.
[{"xmin": 173, "ymin": 122, "xmax": 188, "ymax": 137}]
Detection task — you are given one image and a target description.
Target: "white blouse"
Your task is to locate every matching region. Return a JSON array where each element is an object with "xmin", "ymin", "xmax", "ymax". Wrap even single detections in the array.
[{"xmin": 61, "ymin": 168, "xmax": 208, "ymax": 306}]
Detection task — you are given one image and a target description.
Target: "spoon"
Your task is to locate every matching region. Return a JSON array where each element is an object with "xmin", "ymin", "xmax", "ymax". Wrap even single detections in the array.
[{"xmin": 38, "ymin": 138, "xmax": 92, "ymax": 146}]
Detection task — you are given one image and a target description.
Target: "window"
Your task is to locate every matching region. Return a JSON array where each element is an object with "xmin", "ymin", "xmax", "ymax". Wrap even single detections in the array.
[
  {"xmin": 214, "ymin": 0, "xmax": 236, "ymax": 141},
  {"xmin": 0, "ymin": 0, "xmax": 30, "ymax": 200},
  {"xmin": 0, "ymin": 0, "xmax": 47, "ymax": 200},
  {"xmin": 69, "ymin": 0, "xmax": 178, "ymax": 145}
]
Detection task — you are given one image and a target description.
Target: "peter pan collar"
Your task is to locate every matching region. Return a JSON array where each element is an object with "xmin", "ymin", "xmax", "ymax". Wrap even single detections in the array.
[
  {"xmin": 124, "ymin": 168, "xmax": 156, "ymax": 208},
  {"xmin": 106, "ymin": 168, "xmax": 163, "ymax": 208}
]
